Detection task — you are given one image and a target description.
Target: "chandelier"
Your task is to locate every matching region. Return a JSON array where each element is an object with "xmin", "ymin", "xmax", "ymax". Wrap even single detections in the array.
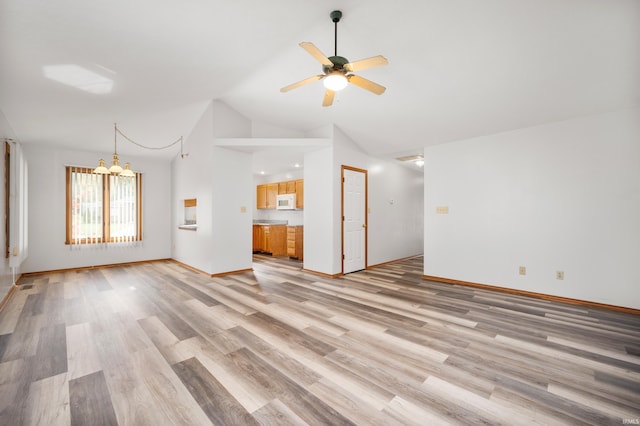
[{"xmin": 94, "ymin": 123, "xmax": 185, "ymax": 176}]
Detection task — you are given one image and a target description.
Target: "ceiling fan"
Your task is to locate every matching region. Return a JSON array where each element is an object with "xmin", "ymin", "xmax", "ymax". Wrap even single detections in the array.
[{"xmin": 280, "ymin": 10, "xmax": 388, "ymax": 107}]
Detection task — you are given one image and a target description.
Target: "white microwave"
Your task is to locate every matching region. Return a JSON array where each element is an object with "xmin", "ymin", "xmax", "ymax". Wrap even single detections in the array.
[{"xmin": 276, "ymin": 193, "xmax": 296, "ymax": 210}]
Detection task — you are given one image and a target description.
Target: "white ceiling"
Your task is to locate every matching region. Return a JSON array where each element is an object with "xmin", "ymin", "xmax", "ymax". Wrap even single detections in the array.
[{"xmin": 1, "ymin": 0, "xmax": 639, "ymax": 175}]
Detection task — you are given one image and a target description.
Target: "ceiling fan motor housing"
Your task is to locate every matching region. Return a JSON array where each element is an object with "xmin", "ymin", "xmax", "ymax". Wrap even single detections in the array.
[{"xmin": 324, "ymin": 56, "xmax": 349, "ymax": 74}]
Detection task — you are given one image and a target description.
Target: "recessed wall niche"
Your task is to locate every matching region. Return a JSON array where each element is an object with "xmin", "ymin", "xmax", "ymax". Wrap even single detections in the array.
[{"xmin": 179, "ymin": 198, "xmax": 197, "ymax": 230}]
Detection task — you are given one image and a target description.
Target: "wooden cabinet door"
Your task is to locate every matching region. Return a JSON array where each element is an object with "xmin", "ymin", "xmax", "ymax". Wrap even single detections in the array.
[
  {"xmin": 267, "ymin": 225, "xmax": 287, "ymax": 256},
  {"xmin": 278, "ymin": 182, "xmax": 287, "ymax": 194},
  {"xmin": 262, "ymin": 226, "xmax": 270, "ymax": 253},
  {"xmin": 266, "ymin": 183, "xmax": 278, "ymax": 209},
  {"xmin": 256, "ymin": 184, "xmax": 267, "ymax": 209},
  {"xmin": 286, "ymin": 180, "xmax": 296, "ymax": 194},
  {"xmin": 286, "ymin": 226, "xmax": 303, "ymax": 260},
  {"xmin": 287, "ymin": 226, "xmax": 296, "ymax": 257},
  {"xmin": 296, "ymin": 226, "xmax": 303, "ymax": 261},
  {"xmin": 295, "ymin": 179, "xmax": 304, "ymax": 209},
  {"xmin": 252, "ymin": 225, "xmax": 261, "ymax": 252}
]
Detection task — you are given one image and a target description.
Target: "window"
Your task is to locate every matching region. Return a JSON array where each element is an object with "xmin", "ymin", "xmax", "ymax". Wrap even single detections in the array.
[{"xmin": 66, "ymin": 166, "xmax": 142, "ymax": 244}]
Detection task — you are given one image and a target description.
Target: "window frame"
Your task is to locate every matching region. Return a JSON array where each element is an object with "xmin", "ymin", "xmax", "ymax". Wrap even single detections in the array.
[{"xmin": 65, "ymin": 166, "xmax": 143, "ymax": 245}]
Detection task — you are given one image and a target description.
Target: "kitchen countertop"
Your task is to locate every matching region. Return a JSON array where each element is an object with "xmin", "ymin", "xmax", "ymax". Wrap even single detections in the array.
[{"xmin": 252, "ymin": 220, "xmax": 288, "ymax": 226}]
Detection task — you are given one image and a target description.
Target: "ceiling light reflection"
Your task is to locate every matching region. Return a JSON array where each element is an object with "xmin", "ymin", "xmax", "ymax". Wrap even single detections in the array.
[{"xmin": 43, "ymin": 64, "xmax": 114, "ymax": 94}]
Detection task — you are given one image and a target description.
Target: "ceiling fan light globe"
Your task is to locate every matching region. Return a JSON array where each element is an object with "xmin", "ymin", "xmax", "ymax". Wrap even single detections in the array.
[{"xmin": 323, "ymin": 73, "xmax": 348, "ymax": 91}]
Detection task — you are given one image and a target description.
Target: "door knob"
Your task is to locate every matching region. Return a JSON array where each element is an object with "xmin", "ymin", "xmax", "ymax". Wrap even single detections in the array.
[{"xmin": 362, "ymin": 224, "xmax": 367, "ymax": 228}]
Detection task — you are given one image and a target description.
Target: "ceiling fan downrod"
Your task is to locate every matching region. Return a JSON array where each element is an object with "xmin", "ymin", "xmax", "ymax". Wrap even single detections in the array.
[{"xmin": 330, "ymin": 10, "xmax": 342, "ymax": 57}]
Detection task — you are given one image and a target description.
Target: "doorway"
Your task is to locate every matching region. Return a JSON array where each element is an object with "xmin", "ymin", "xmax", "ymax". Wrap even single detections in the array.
[{"xmin": 342, "ymin": 166, "xmax": 367, "ymax": 274}]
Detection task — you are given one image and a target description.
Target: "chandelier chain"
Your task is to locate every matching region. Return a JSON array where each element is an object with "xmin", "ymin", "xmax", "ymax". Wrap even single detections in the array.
[{"xmin": 115, "ymin": 125, "xmax": 183, "ymax": 151}]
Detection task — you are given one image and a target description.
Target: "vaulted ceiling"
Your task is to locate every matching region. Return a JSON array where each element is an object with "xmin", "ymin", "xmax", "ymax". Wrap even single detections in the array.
[{"xmin": 1, "ymin": 0, "xmax": 638, "ymax": 170}]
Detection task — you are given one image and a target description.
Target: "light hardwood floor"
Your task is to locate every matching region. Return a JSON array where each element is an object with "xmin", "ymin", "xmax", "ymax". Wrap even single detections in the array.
[{"xmin": 0, "ymin": 255, "xmax": 639, "ymax": 425}]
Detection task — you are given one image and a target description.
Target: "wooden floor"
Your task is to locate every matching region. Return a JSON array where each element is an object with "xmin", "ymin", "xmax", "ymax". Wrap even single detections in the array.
[{"xmin": 0, "ymin": 255, "xmax": 639, "ymax": 425}]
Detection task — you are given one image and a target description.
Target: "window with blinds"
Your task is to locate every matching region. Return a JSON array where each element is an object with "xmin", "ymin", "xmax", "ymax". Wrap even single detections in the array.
[{"xmin": 66, "ymin": 166, "xmax": 142, "ymax": 245}]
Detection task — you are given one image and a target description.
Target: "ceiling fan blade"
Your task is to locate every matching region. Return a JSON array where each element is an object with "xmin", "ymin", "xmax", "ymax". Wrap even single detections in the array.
[
  {"xmin": 344, "ymin": 55, "xmax": 388, "ymax": 72},
  {"xmin": 280, "ymin": 74, "xmax": 324, "ymax": 93},
  {"xmin": 322, "ymin": 89, "xmax": 335, "ymax": 107},
  {"xmin": 300, "ymin": 42, "xmax": 333, "ymax": 67},
  {"xmin": 347, "ymin": 74, "xmax": 386, "ymax": 95}
]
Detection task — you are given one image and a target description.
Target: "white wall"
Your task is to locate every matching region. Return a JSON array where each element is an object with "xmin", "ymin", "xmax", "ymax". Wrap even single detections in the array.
[
  {"xmin": 333, "ymin": 126, "xmax": 424, "ymax": 270},
  {"xmin": 424, "ymin": 107, "xmax": 640, "ymax": 309},
  {"xmin": 302, "ymin": 146, "xmax": 335, "ymax": 274},
  {"xmin": 251, "ymin": 121, "xmax": 305, "ymax": 138},
  {"xmin": 301, "ymin": 125, "xmax": 424, "ymax": 276},
  {"xmin": 22, "ymin": 144, "xmax": 172, "ymax": 273},
  {"xmin": 210, "ymin": 146, "xmax": 253, "ymax": 274},
  {"xmin": 367, "ymin": 160, "xmax": 424, "ymax": 266},
  {"xmin": 172, "ymin": 103, "xmax": 216, "ymax": 273},
  {"xmin": 172, "ymin": 100, "xmax": 253, "ymax": 275}
]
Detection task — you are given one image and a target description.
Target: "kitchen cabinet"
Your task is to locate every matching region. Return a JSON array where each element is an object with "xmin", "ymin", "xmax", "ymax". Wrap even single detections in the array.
[
  {"xmin": 295, "ymin": 179, "xmax": 304, "ymax": 209},
  {"xmin": 256, "ymin": 185, "xmax": 267, "ymax": 209},
  {"xmin": 253, "ymin": 225, "xmax": 262, "ymax": 252},
  {"xmin": 253, "ymin": 224, "xmax": 287, "ymax": 256},
  {"xmin": 256, "ymin": 179, "xmax": 303, "ymax": 209},
  {"xmin": 287, "ymin": 226, "xmax": 303, "ymax": 260},
  {"xmin": 266, "ymin": 183, "xmax": 278, "ymax": 209}
]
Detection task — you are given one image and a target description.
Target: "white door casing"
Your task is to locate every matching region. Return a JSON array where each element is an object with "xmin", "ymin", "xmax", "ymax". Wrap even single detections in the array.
[{"xmin": 342, "ymin": 166, "xmax": 367, "ymax": 274}]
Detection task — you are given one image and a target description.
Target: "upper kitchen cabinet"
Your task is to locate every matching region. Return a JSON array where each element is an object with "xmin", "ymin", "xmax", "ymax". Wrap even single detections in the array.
[
  {"xmin": 295, "ymin": 179, "xmax": 303, "ymax": 209},
  {"xmin": 266, "ymin": 183, "xmax": 278, "ymax": 209},
  {"xmin": 256, "ymin": 184, "xmax": 267, "ymax": 209},
  {"xmin": 256, "ymin": 183, "xmax": 278, "ymax": 209},
  {"xmin": 256, "ymin": 179, "xmax": 303, "ymax": 209}
]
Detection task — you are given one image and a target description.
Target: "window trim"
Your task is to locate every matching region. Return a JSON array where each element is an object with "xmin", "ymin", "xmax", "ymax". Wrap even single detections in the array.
[{"xmin": 65, "ymin": 166, "xmax": 143, "ymax": 245}]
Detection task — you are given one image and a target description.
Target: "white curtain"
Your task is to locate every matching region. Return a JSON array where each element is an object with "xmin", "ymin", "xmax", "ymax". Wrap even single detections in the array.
[
  {"xmin": 69, "ymin": 166, "xmax": 103, "ymax": 248},
  {"xmin": 9, "ymin": 141, "xmax": 28, "ymax": 269},
  {"xmin": 109, "ymin": 174, "xmax": 137, "ymax": 245}
]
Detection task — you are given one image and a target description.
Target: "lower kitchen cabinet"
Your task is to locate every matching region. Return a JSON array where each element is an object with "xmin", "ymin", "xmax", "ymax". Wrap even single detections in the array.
[
  {"xmin": 287, "ymin": 226, "xmax": 303, "ymax": 261},
  {"xmin": 252, "ymin": 224, "xmax": 287, "ymax": 256}
]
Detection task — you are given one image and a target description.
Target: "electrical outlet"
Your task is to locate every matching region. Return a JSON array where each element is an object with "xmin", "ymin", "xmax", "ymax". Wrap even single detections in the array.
[
  {"xmin": 556, "ymin": 271, "xmax": 564, "ymax": 280},
  {"xmin": 519, "ymin": 266, "xmax": 526, "ymax": 275}
]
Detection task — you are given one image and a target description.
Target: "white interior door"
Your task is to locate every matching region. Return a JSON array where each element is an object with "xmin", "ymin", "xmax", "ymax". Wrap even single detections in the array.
[{"xmin": 343, "ymin": 167, "xmax": 366, "ymax": 274}]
